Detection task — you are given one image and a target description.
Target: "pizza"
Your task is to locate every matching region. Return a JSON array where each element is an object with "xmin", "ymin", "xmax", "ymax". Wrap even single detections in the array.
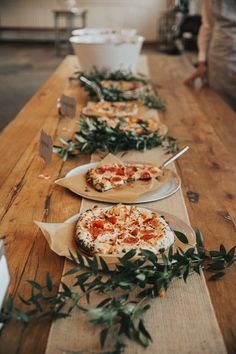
[
  {"xmin": 97, "ymin": 115, "xmax": 160, "ymax": 134},
  {"xmin": 75, "ymin": 205, "xmax": 175, "ymax": 256},
  {"xmin": 101, "ymin": 80, "xmax": 145, "ymax": 92},
  {"xmin": 83, "ymin": 101, "xmax": 138, "ymax": 117},
  {"xmin": 86, "ymin": 163, "xmax": 163, "ymax": 192}
]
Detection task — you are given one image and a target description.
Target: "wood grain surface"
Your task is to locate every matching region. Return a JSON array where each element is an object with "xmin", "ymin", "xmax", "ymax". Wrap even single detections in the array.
[
  {"xmin": 148, "ymin": 54, "xmax": 236, "ymax": 354},
  {"xmin": 0, "ymin": 54, "xmax": 235, "ymax": 354}
]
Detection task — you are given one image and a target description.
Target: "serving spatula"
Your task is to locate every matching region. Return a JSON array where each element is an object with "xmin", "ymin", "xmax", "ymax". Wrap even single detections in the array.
[{"xmin": 160, "ymin": 145, "xmax": 189, "ymax": 169}]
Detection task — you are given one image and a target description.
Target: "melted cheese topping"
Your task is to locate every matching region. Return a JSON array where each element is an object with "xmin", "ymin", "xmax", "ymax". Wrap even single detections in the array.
[
  {"xmin": 86, "ymin": 163, "xmax": 163, "ymax": 192},
  {"xmin": 101, "ymin": 80, "xmax": 144, "ymax": 91},
  {"xmin": 85, "ymin": 101, "xmax": 138, "ymax": 117},
  {"xmin": 75, "ymin": 205, "xmax": 175, "ymax": 255},
  {"xmin": 97, "ymin": 116, "xmax": 159, "ymax": 134}
]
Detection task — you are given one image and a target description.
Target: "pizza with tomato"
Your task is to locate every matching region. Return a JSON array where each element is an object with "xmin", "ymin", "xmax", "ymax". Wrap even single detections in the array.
[
  {"xmin": 86, "ymin": 163, "xmax": 163, "ymax": 192},
  {"xmin": 101, "ymin": 80, "xmax": 144, "ymax": 92},
  {"xmin": 75, "ymin": 205, "xmax": 175, "ymax": 256},
  {"xmin": 83, "ymin": 101, "xmax": 138, "ymax": 117},
  {"xmin": 97, "ymin": 115, "xmax": 160, "ymax": 134}
]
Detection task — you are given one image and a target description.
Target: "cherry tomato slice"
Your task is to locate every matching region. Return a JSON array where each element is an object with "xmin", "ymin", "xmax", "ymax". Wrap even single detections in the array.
[
  {"xmin": 140, "ymin": 172, "xmax": 151, "ymax": 180},
  {"xmin": 107, "ymin": 216, "xmax": 117, "ymax": 224},
  {"xmin": 131, "ymin": 227, "xmax": 139, "ymax": 236},
  {"xmin": 111, "ymin": 176, "xmax": 122, "ymax": 182},
  {"xmin": 90, "ymin": 227, "xmax": 103, "ymax": 239},
  {"xmin": 141, "ymin": 229, "xmax": 154, "ymax": 235},
  {"xmin": 116, "ymin": 167, "xmax": 125, "ymax": 176},
  {"xmin": 92, "ymin": 220, "xmax": 104, "ymax": 228},
  {"xmin": 141, "ymin": 234, "xmax": 154, "ymax": 241},
  {"xmin": 124, "ymin": 236, "xmax": 138, "ymax": 244}
]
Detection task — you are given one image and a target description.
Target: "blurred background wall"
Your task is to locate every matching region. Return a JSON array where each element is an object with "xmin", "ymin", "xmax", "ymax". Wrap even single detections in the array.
[{"xmin": 0, "ymin": 0, "xmax": 201, "ymax": 42}]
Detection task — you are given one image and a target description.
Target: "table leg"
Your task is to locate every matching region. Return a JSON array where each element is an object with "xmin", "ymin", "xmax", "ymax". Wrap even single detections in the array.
[
  {"xmin": 82, "ymin": 11, "xmax": 87, "ymax": 28},
  {"xmin": 66, "ymin": 13, "xmax": 74, "ymax": 54}
]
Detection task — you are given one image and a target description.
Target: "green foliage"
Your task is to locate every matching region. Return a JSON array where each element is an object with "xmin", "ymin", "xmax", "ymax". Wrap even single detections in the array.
[
  {"xmin": 70, "ymin": 69, "xmax": 165, "ymax": 110},
  {"xmin": 71, "ymin": 68, "xmax": 149, "ymax": 84},
  {"xmin": 53, "ymin": 118, "xmax": 178, "ymax": 161},
  {"xmin": 1, "ymin": 229, "xmax": 235, "ymax": 354}
]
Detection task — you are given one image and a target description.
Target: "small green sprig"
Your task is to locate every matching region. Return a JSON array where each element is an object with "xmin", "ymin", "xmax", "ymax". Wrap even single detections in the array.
[
  {"xmin": 53, "ymin": 118, "xmax": 178, "ymax": 161},
  {"xmin": 70, "ymin": 69, "xmax": 165, "ymax": 110},
  {"xmin": 1, "ymin": 230, "xmax": 235, "ymax": 353},
  {"xmin": 70, "ymin": 68, "xmax": 149, "ymax": 85},
  {"xmin": 141, "ymin": 93, "xmax": 165, "ymax": 110}
]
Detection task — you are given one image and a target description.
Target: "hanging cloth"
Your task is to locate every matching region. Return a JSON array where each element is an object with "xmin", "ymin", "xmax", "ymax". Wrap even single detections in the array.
[{"xmin": 208, "ymin": 0, "xmax": 236, "ymax": 110}]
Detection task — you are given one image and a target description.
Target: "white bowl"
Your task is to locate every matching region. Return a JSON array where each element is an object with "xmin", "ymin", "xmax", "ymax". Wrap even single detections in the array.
[
  {"xmin": 72, "ymin": 27, "xmax": 137, "ymax": 37},
  {"xmin": 70, "ymin": 34, "xmax": 144, "ymax": 72}
]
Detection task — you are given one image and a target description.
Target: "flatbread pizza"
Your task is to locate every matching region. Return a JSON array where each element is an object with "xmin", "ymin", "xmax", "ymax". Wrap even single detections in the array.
[
  {"xmin": 86, "ymin": 162, "xmax": 163, "ymax": 192},
  {"xmin": 100, "ymin": 80, "xmax": 145, "ymax": 92},
  {"xmin": 97, "ymin": 115, "xmax": 160, "ymax": 134},
  {"xmin": 83, "ymin": 101, "xmax": 138, "ymax": 117},
  {"xmin": 75, "ymin": 205, "xmax": 175, "ymax": 256}
]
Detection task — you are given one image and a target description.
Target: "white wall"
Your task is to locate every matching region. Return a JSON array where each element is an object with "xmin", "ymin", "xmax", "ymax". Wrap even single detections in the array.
[{"xmin": 0, "ymin": 0, "xmax": 167, "ymax": 41}]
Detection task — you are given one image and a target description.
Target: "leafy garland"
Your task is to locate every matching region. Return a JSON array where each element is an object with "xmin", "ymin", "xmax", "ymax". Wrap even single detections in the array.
[
  {"xmin": 53, "ymin": 118, "xmax": 178, "ymax": 161},
  {"xmin": 71, "ymin": 68, "xmax": 149, "ymax": 84},
  {"xmin": 70, "ymin": 69, "xmax": 165, "ymax": 111},
  {"xmin": 1, "ymin": 230, "xmax": 235, "ymax": 354}
]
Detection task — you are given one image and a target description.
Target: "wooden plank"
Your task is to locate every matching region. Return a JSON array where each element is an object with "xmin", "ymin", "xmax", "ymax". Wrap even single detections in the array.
[
  {"xmin": 182, "ymin": 55, "xmax": 236, "ymax": 152},
  {"xmin": 148, "ymin": 54, "xmax": 236, "ymax": 354},
  {"xmin": 0, "ymin": 56, "xmax": 89, "ymax": 354},
  {"xmin": 0, "ymin": 56, "xmax": 79, "ymax": 186}
]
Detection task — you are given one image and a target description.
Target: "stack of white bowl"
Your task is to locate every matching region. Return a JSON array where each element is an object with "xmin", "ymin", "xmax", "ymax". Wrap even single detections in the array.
[{"xmin": 70, "ymin": 28, "xmax": 144, "ymax": 72}]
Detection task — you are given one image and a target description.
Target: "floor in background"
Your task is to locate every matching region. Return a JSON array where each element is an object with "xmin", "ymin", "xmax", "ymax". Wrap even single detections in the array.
[
  {"xmin": 0, "ymin": 43, "xmax": 61, "ymax": 131},
  {"xmin": 0, "ymin": 42, "xmax": 195, "ymax": 131}
]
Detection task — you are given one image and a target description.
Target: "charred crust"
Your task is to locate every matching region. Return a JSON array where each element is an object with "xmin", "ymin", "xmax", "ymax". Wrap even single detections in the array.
[
  {"xmin": 86, "ymin": 171, "xmax": 105, "ymax": 192},
  {"xmin": 75, "ymin": 237, "xmax": 94, "ymax": 257},
  {"xmin": 95, "ymin": 183, "xmax": 105, "ymax": 192},
  {"xmin": 86, "ymin": 176, "xmax": 93, "ymax": 184},
  {"xmin": 86, "ymin": 173, "xmax": 93, "ymax": 186},
  {"xmin": 140, "ymin": 176, "xmax": 151, "ymax": 181},
  {"xmin": 127, "ymin": 178, "xmax": 135, "ymax": 182}
]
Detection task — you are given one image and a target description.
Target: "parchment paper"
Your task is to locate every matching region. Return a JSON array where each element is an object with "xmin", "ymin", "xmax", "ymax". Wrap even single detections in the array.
[
  {"xmin": 35, "ymin": 209, "xmax": 195, "ymax": 266},
  {"xmin": 55, "ymin": 153, "xmax": 174, "ymax": 202}
]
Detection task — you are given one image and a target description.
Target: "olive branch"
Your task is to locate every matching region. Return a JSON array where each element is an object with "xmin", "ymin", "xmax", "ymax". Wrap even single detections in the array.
[
  {"xmin": 70, "ymin": 69, "xmax": 165, "ymax": 111},
  {"xmin": 53, "ymin": 118, "xmax": 178, "ymax": 161},
  {"xmin": 1, "ymin": 230, "xmax": 235, "ymax": 354}
]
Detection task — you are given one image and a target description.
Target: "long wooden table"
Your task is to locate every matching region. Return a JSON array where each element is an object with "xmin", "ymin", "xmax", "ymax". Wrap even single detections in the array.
[{"xmin": 0, "ymin": 54, "xmax": 236, "ymax": 354}]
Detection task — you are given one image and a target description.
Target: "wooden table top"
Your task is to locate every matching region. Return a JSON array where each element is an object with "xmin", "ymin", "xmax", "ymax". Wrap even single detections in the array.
[{"xmin": 0, "ymin": 54, "xmax": 236, "ymax": 354}]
